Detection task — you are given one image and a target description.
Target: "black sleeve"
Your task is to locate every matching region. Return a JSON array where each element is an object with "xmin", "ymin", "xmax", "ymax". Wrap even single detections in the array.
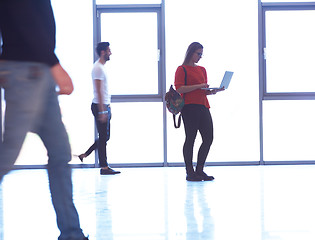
[{"xmin": 0, "ymin": 0, "xmax": 59, "ymax": 66}]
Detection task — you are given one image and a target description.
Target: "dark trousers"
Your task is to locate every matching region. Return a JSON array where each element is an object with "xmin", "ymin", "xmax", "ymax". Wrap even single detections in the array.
[
  {"xmin": 84, "ymin": 103, "xmax": 111, "ymax": 167},
  {"xmin": 181, "ymin": 104, "xmax": 213, "ymax": 174}
]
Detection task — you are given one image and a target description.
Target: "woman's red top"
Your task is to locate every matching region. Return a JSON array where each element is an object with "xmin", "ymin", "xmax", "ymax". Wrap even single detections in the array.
[{"xmin": 174, "ymin": 65, "xmax": 210, "ymax": 108}]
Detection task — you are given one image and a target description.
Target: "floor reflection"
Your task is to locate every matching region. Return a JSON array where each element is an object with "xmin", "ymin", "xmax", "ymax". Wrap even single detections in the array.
[
  {"xmin": 1, "ymin": 166, "xmax": 315, "ymax": 240},
  {"xmin": 95, "ymin": 179, "xmax": 113, "ymax": 240},
  {"xmin": 185, "ymin": 182, "xmax": 214, "ymax": 240},
  {"xmin": 0, "ymin": 184, "xmax": 3, "ymax": 240}
]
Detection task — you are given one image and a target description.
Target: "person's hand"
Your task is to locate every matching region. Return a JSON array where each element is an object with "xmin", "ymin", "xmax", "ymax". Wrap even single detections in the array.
[
  {"xmin": 50, "ymin": 63, "xmax": 74, "ymax": 95},
  {"xmin": 218, "ymin": 86, "xmax": 225, "ymax": 92},
  {"xmin": 98, "ymin": 113, "xmax": 108, "ymax": 123},
  {"xmin": 207, "ymin": 87, "xmax": 225, "ymax": 95}
]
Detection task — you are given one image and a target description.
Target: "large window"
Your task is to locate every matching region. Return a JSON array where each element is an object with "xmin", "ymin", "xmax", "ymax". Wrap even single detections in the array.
[
  {"xmin": 259, "ymin": 1, "xmax": 315, "ymax": 164},
  {"xmin": 3, "ymin": 0, "xmax": 261, "ymax": 167},
  {"xmin": 265, "ymin": 10, "xmax": 315, "ymax": 93},
  {"xmin": 263, "ymin": 101, "xmax": 315, "ymax": 162},
  {"xmin": 7, "ymin": 0, "xmax": 315, "ymax": 167},
  {"xmin": 99, "ymin": 11, "xmax": 159, "ymax": 97},
  {"xmin": 95, "ymin": 4, "xmax": 165, "ymax": 165},
  {"xmin": 166, "ymin": 0, "xmax": 259, "ymax": 164},
  {"xmin": 108, "ymin": 102, "xmax": 164, "ymax": 164}
]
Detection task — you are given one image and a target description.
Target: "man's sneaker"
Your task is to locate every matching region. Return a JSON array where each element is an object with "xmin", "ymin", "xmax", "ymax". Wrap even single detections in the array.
[
  {"xmin": 186, "ymin": 173, "xmax": 203, "ymax": 181},
  {"xmin": 197, "ymin": 171, "xmax": 215, "ymax": 181},
  {"xmin": 100, "ymin": 167, "xmax": 121, "ymax": 175}
]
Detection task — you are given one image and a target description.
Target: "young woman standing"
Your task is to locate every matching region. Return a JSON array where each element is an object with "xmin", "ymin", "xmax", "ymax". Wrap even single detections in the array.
[{"xmin": 175, "ymin": 42, "xmax": 224, "ymax": 181}]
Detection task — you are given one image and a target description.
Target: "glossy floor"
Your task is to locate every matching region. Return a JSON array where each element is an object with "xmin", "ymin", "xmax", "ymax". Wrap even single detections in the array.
[{"xmin": 1, "ymin": 165, "xmax": 315, "ymax": 240}]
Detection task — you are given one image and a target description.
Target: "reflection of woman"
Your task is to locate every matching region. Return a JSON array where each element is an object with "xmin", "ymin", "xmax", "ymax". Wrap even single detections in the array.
[
  {"xmin": 175, "ymin": 42, "xmax": 223, "ymax": 181},
  {"xmin": 185, "ymin": 183, "xmax": 214, "ymax": 239}
]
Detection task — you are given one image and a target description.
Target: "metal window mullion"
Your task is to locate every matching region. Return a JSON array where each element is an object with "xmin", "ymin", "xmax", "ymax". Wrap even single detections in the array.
[
  {"xmin": 263, "ymin": 93, "xmax": 315, "ymax": 101},
  {"xmin": 258, "ymin": 0, "xmax": 265, "ymax": 165},
  {"xmin": 160, "ymin": 0, "xmax": 167, "ymax": 167},
  {"xmin": 262, "ymin": 2, "xmax": 315, "ymax": 9},
  {"xmin": 96, "ymin": 4, "xmax": 161, "ymax": 10}
]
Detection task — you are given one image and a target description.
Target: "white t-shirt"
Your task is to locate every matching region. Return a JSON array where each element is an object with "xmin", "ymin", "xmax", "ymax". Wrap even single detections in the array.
[{"xmin": 91, "ymin": 60, "xmax": 111, "ymax": 104}]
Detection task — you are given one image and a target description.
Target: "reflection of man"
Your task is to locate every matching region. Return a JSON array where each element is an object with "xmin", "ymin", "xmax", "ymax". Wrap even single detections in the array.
[
  {"xmin": 78, "ymin": 42, "xmax": 120, "ymax": 175},
  {"xmin": 0, "ymin": 1, "xmax": 88, "ymax": 239}
]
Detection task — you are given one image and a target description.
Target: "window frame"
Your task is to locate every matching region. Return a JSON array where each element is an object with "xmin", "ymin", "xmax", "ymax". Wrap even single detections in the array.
[
  {"xmin": 259, "ymin": 2, "xmax": 315, "ymax": 101},
  {"xmin": 94, "ymin": 4, "xmax": 165, "ymax": 103},
  {"xmin": 93, "ymin": 2, "xmax": 168, "ymax": 167},
  {"xmin": 258, "ymin": 1, "xmax": 315, "ymax": 165}
]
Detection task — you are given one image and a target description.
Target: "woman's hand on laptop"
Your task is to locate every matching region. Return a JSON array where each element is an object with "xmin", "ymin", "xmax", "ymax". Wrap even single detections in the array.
[{"xmin": 206, "ymin": 87, "xmax": 225, "ymax": 95}]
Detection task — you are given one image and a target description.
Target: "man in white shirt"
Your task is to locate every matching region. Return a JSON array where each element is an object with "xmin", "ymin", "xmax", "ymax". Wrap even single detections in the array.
[{"xmin": 78, "ymin": 42, "xmax": 120, "ymax": 175}]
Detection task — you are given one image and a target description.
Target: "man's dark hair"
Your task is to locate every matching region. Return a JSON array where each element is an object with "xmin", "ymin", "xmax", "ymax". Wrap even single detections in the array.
[{"xmin": 96, "ymin": 42, "xmax": 110, "ymax": 57}]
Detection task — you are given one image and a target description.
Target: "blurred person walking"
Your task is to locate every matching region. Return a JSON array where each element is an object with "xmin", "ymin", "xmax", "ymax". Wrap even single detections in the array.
[{"xmin": 0, "ymin": 1, "xmax": 88, "ymax": 239}]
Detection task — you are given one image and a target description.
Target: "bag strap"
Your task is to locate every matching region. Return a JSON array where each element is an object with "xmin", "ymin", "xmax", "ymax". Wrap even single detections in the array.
[
  {"xmin": 173, "ymin": 114, "xmax": 182, "ymax": 128},
  {"xmin": 173, "ymin": 66, "xmax": 187, "ymax": 128},
  {"xmin": 182, "ymin": 66, "xmax": 187, "ymax": 86}
]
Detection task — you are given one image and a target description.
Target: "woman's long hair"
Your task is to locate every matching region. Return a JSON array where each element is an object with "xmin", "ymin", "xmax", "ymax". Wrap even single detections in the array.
[{"xmin": 182, "ymin": 42, "xmax": 203, "ymax": 65}]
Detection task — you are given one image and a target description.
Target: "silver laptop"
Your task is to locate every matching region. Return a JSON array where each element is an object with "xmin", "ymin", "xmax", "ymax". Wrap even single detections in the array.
[{"xmin": 202, "ymin": 71, "xmax": 234, "ymax": 90}]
